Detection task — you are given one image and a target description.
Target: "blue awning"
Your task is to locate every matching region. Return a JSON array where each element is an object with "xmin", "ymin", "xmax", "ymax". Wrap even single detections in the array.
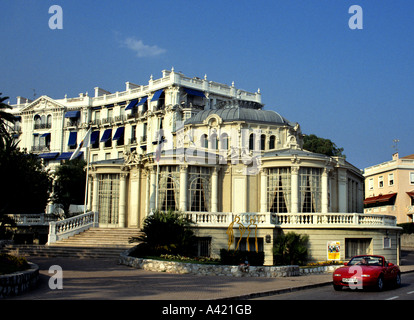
[
  {"xmin": 113, "ymin": 127, "xmax": 124, "ymax": 141},
  {"xmin": 38, "ymin": 152, "xmax": 59, "ymax": 160},
  {"xmin": 40, "ymin": 132, "xmax": 50, "ymax": 138},
  {"xmin": 90, "ymin": 131, "xmax": 100, "ymax": 144},
  {"xmin": 184, "ymin": 88, "xmax": 205, "ymax": 97},
  {"xmin": 100, "ymin": 129, "xmax": 112, "ymax": 142},
  {"xmin": 137, "ymin": 96, "xmax": 148, "ymax": 106},
  {"xmin": 125, "ymin": 99, "xmax": 138, "ymax": 111},
  {"xmin": 64, "ymin": 110, "xmax": 80, "ymax": 118},
  {"xmin": 151, "ymin": 89, "xmax": 164, "ymax": 101},
  {"xmin": 56, "ymin": 151, "xmax": 83, "ymax": 161},
  {"xmin": 68, "ymin": 132, "xmax": 77, "ymax": 147}
]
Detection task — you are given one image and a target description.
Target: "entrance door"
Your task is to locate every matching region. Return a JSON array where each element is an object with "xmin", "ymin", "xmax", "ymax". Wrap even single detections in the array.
[{"xmin": 97, "ymin": 173, "xmax": 120, "ymax": 228}]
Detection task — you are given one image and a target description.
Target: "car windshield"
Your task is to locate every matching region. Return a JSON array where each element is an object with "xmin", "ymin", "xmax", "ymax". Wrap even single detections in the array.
[{"xmin": 348, "ymin": 256, "xmax": 383, "ymax": 266}]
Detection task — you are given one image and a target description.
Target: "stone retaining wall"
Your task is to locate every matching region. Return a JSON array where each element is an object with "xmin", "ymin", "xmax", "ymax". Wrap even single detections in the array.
[
  {"xmin": 0, "ymin": 263, "xmax": 39, "ymax": 299},
  {"xmin": 119, "ymin": 249, "xmax": 341, "ymax": 278}
]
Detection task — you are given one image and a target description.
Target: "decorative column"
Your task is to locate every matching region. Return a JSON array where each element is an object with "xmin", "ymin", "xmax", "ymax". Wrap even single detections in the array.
[
  {"xmin": 338, "ymin": 168, "xmax": 348, "ymax": 213},
  {"xmin": 211, "ymin": 167, "xmax": 219, "ymax": 212},
  {"xmin": 321, "ymin": 168, "xmax": 329, "ymax": 213},
  {"xmin": 291, "ymin": 166, "xmax": 299, "ymax": 213},
  {"xmin": 179, "ymin": 165, "xmax": 188, "ymax": 212},
  {"xmin": 92, "ymin": 173, "xmax": 99, "ymax": 213},
  {"xmin": 260, "ymin": 168, "xmax": 267, "ymax": 213},
  {"xmin": 118, "ymin": 171, "xmax": 128, "ymax": 228},
  {"xmin": 149, "ymin": 167, "xmax": 156, "ymax": 211}
]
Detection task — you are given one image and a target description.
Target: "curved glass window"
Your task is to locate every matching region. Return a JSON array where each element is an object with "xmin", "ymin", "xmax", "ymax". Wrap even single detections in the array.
[
  {"xmin": 188, "ymin": 166, "xmax": 211, "ymax": 212},
  {"xmin": 158, "ymin": 166, "xmax": 180, "ymax": 211},
  {"xmin": 267, "ymin": 168, "xmax": 291, "ymax": 213},
  {"xmin": 299, "ymin": 168, "xmax": 322, "ymax": 213}
]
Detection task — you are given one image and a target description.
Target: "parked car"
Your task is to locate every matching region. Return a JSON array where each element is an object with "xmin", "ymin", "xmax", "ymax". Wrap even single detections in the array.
[{"xmin": 333, "ymin": 255, "xmax": 401, "ymax": 291}]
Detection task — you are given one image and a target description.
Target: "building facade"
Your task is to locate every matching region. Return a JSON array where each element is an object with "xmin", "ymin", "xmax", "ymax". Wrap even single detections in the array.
[
  {"xmin": 364, "ymin": 152, "xmax": 414, "ymax": 223},
  {"xmin": 9, "ymin": 69, "xmax": 401, "ymax": 265}
]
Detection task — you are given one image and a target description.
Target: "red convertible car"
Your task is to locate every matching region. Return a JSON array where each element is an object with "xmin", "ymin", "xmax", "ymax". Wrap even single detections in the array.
[{"xmin": 333, "ymin": 255, "xmax": 401, "ymax": 291}]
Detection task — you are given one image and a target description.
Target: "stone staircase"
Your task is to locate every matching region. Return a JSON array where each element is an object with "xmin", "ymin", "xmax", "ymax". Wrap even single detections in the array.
[{"xmin": 2, "ymin": 228, "xmax": 143, "ymax": 259}]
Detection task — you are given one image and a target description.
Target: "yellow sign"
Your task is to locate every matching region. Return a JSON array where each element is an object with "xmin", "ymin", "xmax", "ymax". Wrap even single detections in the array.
[
  {"xmin": 226, "ymin": 215, "xmax": 259, "ymax": 252},
  {"xmin": 327, "ymin": 241, "xmax": 340, "ymax": 261}
]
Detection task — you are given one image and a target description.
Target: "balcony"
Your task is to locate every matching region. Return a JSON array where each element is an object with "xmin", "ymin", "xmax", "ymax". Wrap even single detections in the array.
[
  {"xmin": 184, "ymin": 212, "xmax": 399, "ymax": 229},
  {"xmin": 32, "ymin": 145, "xmax": 50, "ymax": 152},
  {"xmin": 34, "ymin": 123, "xmax": 52, "ymax": 130}
]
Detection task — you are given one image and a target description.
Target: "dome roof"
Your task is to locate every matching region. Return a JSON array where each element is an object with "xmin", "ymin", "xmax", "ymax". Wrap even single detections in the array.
[{"xmin": 184, "ymin": 106, "xmax": 293, "ymax": 126}]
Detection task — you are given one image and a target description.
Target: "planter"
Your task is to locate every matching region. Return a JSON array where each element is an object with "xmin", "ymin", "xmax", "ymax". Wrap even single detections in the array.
[{"xmin": 0, "ymin": 262, "xmax": 39, "ymax": 298}]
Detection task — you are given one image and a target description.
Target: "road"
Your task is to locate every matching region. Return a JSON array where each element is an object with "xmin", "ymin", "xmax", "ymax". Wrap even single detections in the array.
[{"xmin": 254, "ymin": 270, "xmax": 414, "ymax": 300}]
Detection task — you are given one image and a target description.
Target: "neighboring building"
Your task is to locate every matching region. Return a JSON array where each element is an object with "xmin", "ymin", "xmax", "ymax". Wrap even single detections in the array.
[
  {"xmin": 363, "ymin": 152, "xmax": 414, "ymax": 223},
  {"xmin": 8, "ymin": 69, "xmax": 401, "ymax": 265}
]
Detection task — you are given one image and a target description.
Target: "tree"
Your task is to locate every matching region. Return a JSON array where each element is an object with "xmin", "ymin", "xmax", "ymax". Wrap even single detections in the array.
[
  {"xmin": 0, "ymin": 93, "xmax": 17, "ymax": 150},
  {"xmin": 273, "ymin": 232, "xmax": 309, "ymax": 266},
  {"xmin": 303, "ymin": 134, "xmax": 345, "ymax": 157},
  {"xmin": 0, "ymin": 147, "xmax": 53, "ymax": 216},
  {"xmin": 52, "ymin": 158, "xmax": 87, "ymax": 217}
]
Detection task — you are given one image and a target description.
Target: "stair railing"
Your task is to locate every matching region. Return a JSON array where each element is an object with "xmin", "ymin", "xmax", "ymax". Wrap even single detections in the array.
[{"xmin": 47, "ymin": 211, "xmax": 99, "ymax": 245}]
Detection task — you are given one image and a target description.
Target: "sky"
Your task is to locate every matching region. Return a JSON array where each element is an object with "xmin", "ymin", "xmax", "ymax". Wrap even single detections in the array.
[{"xmin": 1, "ymin": 0, "xmax": 413, "ymax": 170}]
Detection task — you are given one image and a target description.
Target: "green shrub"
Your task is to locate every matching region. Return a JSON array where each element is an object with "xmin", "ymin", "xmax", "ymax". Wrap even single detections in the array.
[
  {"xmin": 0, "ymin": 253, "xmax": 29, "ymax": 275},
  {"xmin": 273, "ymin": 232, "xmax": 309, "ymax": 266},
  {"xmin": 220, "ymin": 249, "xmax": 264, "ymax": 266},
  {"xmin": 131, "ymin": 210, "xmax": 195, "ymax": 256}
]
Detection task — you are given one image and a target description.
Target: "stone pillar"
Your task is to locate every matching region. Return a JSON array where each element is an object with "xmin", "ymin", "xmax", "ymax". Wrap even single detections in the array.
[
  {"xmin": 92, "ymin": 173, "xmax": 99, "ymax": 213},
  {"xmin": 338, "ymin": 168, "xmax": 348, "ymax": 213},
  {"xmin": 119, "ymin": 172, "xmax": 128, "ymax": 228},
  {"xmin": 321, "ymin": 168, "xmax": 329, "ymax": 213},
  {"xmin": 149, "ymin": 167, "xmax": 156, "ymax": 211},
  {"xmin": 260, "ymin": 168, "xmax": 267, "ymax": 213},
  {"xmin": 291, "ymin": 166, "xmax": 299, "ymax": 213},
  {"xmin": 211, "ymin": 167, "xmax": 219, "ymax": 212},
  {"xmin": 179, "ymin": 165, "xmax": 188, "ymax": 211}
]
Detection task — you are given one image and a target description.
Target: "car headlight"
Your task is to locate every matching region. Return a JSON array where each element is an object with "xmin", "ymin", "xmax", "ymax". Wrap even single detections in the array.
[
  {"xmin": 334, "ymin": 274, "xmax": 341, "ymax": 277},
  {"xmin": 361, "ymin": 274, "xmax": 370, "ymax": 278}
]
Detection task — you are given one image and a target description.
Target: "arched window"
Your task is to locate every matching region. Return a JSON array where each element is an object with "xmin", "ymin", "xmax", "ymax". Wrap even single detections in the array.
[
  {"xmin": 158, "ymin": 166, "xmax": 180, "ymax": 211},
  {"xmin": 220, "ymin": 133, "xmax": 229, "ymax": 150},
  {"xmin": 47, "ymin": 115, "xmax": 52, "ymax": 128},
  {"xmin": 249, "ymin": 133, "xmax": 254, "ymax": 151},
  {"xmin": 260, "ymin": 134, "xmax": 266, "ymax": 151},
  {"xmin": 209, "ymin": 133, "xmax": 218, "ymax": 150},
  {"xmin": 188, "ymin": 166, "xmax": 211, "ymax": 212},
  {"xmin": 299, "ymin": 168, "xmax": 322, "ymax": 213},
  {"xmin": 200, "ymin": 134, "xmax": 208, "ymax": 148},
  {"xmin": 268, "ymin": 168, "xmax": 291, "ymax": 213},
  {"xmin": 269, "ymin": 135, "xmax": 276, "ymax": 150}
]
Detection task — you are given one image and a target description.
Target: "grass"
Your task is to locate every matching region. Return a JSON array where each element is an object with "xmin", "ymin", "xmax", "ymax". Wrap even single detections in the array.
[{"xmin": 0, "ymin": 253, "xmax": 30, "ymax": 275}]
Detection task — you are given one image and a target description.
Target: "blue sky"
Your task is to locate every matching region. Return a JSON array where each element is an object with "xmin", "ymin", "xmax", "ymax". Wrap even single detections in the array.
[{"xmin": 1, "ymin": 0, "xmax": 413, "ymax": 170}]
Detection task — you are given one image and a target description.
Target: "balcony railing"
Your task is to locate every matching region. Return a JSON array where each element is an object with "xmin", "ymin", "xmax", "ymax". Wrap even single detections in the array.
[
  {"xmin": 7, "ymin": 213, "xmax": 59, "ymax": 226},
  {"xmin": 184, "ymin": 212, "xmax": 398, "ymax": 228},
  {"xmin": 34, "ymin": 123, "xmax": 52, "ymax": 130}
]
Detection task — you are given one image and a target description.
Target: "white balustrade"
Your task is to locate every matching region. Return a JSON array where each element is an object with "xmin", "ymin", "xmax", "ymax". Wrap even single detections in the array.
[
  {"xmin": 185, "ymin": 212, "xmax": 397, "ymax": 228},
  {"xmin": 47, "ymin": 211, "xmax": 99, "ymax": 244}
]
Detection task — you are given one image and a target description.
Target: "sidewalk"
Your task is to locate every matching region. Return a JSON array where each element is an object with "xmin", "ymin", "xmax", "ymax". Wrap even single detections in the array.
[{"xmin": 7, "ymin": 251, "xmax": 414, "ymax": 300}]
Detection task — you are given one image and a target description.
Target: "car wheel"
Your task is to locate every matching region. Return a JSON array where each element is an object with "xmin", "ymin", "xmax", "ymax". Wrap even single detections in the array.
[
  {"xmin": 395, "ymin": 273, "xmax": 401, "ymax": 288},
  {"xmin": 333, "ymin": 284, "xmax": 342, "ymax": 291},
  {"xmin": 376, "ymin": 275, "xmax": 384, "ymax": 291}
]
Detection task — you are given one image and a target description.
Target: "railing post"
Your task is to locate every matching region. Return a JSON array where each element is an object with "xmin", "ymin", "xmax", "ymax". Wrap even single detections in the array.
[
  {"xmin": 48, "ymin": 221, "xmax": 57, "ymax": 244},
  {"xmin": 93, "ymin": 211, "xmax": 99, "ymax": 227}
]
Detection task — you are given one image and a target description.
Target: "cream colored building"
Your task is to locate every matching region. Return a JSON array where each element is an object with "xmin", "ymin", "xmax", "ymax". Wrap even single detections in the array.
[
  {"xmin": 8, "ymin": 69, "xmax": 401, "ymax": 265},
  {"xmin": 364, "ymin": 153, "xmax": 414, "ymax": 223}
]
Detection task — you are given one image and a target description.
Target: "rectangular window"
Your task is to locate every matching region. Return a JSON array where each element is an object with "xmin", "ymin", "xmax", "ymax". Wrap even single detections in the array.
[
  {"xmin": 410, "ymin": 172, "xmax": 414, "ymax": 185},
  {"xmin": 388, "ymin": 173, "xmax": 394, "ymax": 186},
  {"xmin": 158, "ymin": 166, "xmax": 180, "ymax": 211},
  {"xmin": 378, "ymin": 176, "xmax": 384, "ymax": 188},
  {"xmin": 235, "ymin": 237, "xmax": 264, "ymax": 253},
  {"xmin": 383, "ymin": 237, "xmax": 391, "ymax": 249},
  {"xmin": 368, "ymin": 178, "xmax": 374, "ymax": 190},
  {"xmin": 345, "ymin": 238, "xmax": 372, "ymax": 259}
]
